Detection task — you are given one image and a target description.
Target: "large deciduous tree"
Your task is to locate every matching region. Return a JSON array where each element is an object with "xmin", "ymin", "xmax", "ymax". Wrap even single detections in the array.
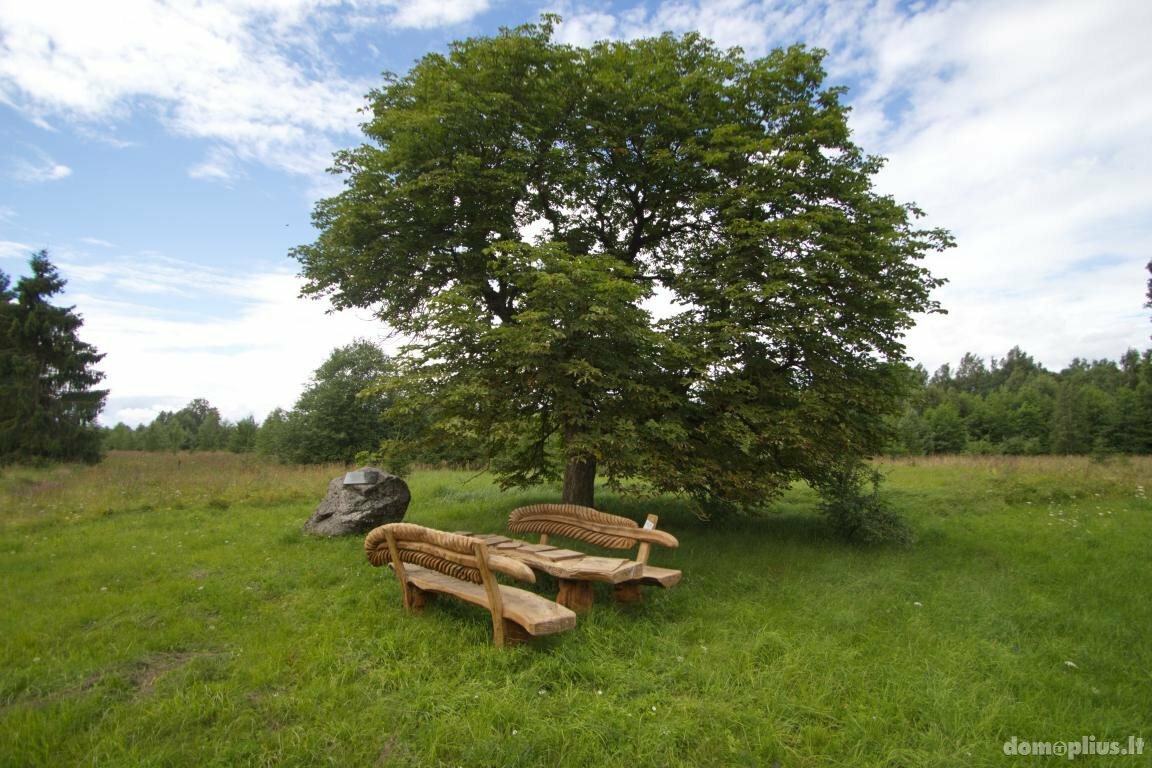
[
  {"xmin": 0, "ymin": 251, "xmax": 107, "ymax": 464},
  {"xmin": 294, "ymin": 18, "xmax": 951, "ymax": 510}
]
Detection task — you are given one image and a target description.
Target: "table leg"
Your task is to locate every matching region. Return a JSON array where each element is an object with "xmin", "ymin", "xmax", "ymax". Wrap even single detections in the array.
[
  {"xmin": 613, "ymin": 582, "xmax": 643, "ymax": 604},
  {"xmin": 556, "ymin": 579, "xmax": 595, "ymax": 613}
]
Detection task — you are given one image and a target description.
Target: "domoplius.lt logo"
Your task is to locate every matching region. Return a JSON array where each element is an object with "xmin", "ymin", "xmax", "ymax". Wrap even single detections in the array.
[{"xmin": 1003, "ymin": 736, "xmax": 1146, "ymax": 760}]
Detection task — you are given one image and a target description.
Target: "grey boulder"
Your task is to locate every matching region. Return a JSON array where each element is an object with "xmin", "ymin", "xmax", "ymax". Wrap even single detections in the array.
[{"xmin": 303, "ymin": 467, "xmax": 410, "ymax": 536}]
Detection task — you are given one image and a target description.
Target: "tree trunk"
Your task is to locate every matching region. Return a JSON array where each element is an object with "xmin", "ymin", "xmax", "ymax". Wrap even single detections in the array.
[{"xmin": 562, "ymin": 455, "xmax": 597, "ymax": 508}]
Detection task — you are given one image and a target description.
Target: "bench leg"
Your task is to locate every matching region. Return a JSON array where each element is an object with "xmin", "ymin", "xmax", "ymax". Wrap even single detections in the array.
[
  {"xmin": 502, "ymin": 620, "xmax": 532, "ymax": 646},
  {"xmin": 556, "ymin": 579, "xmax": 596, "ymax": 614},
  {"xmin": 613, "ymin": 581, "xmax": 643, "ymax": 605},
  {"xmin": 404, "ymin": 584, "xmax": 432, "ymax": 611}
]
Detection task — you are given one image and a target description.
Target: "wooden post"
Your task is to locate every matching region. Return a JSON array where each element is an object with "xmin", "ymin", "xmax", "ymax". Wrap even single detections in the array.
[
  {"xmin": 556, "ymin": 579, "xmax": 596, "ymax": 614},
  {"xmin": 613, "ymin": 582, "xmax": 643, "ymax": 604},
  {"xmin": 407, "ymin": 585, "xmax": 429, "ymax": 610},
  {"xmin": 636, "ymin": 514, "xmax": 658, "ymax": 565},
  {"xmin": 383, "ymin": 529, "xmax": 411, "ymax": 610},
  {"xmin": 474, "ymin": 542, "xmax": 507, "ymax": 647},
  {"xmin": 502, "ymin": 620, "xmax": 532, "ymax": 646}
]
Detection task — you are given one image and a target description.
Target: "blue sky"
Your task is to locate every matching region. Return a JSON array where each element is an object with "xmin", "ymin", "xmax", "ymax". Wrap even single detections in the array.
[{"xmin": 2, "ymin": 0, "xmax": 1150, "ymax": 426}]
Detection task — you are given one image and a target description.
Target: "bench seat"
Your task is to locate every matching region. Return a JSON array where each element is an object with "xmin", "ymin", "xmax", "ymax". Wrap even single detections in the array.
[
  {"xmin": 637, "ymin": 564, "xmax": 682, "ymax": 588},
  {"xmin": 400, "ymin": 564, "xmax": 577, "ymax": 636}
]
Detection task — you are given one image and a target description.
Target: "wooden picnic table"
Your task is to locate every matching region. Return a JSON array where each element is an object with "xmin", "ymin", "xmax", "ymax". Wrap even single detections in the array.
[{"xmin": 454, "ymin": 532, "xmax": 644, "ymax": 613}]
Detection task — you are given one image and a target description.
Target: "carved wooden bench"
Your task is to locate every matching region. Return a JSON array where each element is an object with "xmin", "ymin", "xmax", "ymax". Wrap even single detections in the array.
[
  {"xmin": 504, "ymin": 504, "xmax": 682, "ymax": 612},
  {"xmin": 364, "ymin": 522, "xmax": 577, "ymax": 647}
]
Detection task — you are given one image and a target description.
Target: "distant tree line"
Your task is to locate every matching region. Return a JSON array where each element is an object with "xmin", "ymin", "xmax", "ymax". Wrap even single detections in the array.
[
  {"xmin": 887, "ymin": 347, "xmax": 1152, "ymax": 456},
  {"xmin": 103, "ymin": 342, "xmax": 1152, "ymax": 465},
  {"xmin": 99, "ymin": 340, "xmax": 481, "ymax": 466},
  {"xmin": 101, "ymin": 398, "xmax": 259, "ymax": 454}
]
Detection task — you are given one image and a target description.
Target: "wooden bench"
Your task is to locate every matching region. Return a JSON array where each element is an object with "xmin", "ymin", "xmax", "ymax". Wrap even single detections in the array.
[
  {"xmin": 364, "ymin": 522, "xmax": 577, "ymax": 647},
  {"xmin": 504, "ymin": 504, "xmax": 682, "ymax": 612}
]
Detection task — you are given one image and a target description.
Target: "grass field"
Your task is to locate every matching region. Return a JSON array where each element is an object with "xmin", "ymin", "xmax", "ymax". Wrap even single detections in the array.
[{"xmin": 1, "ymin": 452, "xmax": 1149, "ymax": 767}]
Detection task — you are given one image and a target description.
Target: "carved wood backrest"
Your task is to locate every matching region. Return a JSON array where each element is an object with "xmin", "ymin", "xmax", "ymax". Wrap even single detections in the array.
[
  {"xmin": 365, "ymin": 523, "xmax": 535, "ymax": 584},
  {"xmin": 506, "ymin": 504, "xmax": 679, "ymax": 554}
]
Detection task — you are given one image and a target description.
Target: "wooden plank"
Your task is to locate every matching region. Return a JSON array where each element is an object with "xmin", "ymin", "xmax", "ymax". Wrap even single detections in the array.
[
  {"xmin": 574, "ymin": 556, "xmax": 632, "ymax": 572},
  {"xmin": 636, "ymin": 565, "xmax": 682, "ymax": 588},
  {"xmin": 402, "ymin": 565, "xmax": 577, "ymax": 636},
  {"xmin": 561, "ymin": 557, "xmax": 643, "ymax": 583},
  {"xmin": 476, "ymin": 534, "xmax": 513, "ymax": 545},
  {"xmin": 518, "ymin": 543, "xmax": 557, "ymax": 553},
  {"xmin": 533, "ymin": 548, "xmax": 584, "ymax": 562}
]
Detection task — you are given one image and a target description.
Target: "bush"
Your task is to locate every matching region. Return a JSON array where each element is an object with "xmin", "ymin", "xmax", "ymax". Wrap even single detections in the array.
[{"xmin": 817, "ymin": 462, "xmax": 912, "ymax": 545}]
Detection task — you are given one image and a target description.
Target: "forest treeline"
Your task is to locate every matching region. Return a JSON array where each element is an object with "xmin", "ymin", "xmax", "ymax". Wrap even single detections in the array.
[
  {"xmin": 101, "ymin": 399, "xmax": 259, "ymax": 454},
  {"xmin": 101, "ymin": 340, "xmax": 480, "ymax": 466},
  {"xmin": 102, "ymin": 343, "xmax": 1152, "ymax": 463},
  {"xmin": 888, "ymin": 346, "xmax": 1152, "ymax": 456},
  {"xmin": 101, "ymin": 341, "xmax": 387, "ymax": 461}
]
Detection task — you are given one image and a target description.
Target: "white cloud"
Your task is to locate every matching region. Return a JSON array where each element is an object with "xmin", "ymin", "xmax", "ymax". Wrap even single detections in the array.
[
  {"xmin": 4, "ymin": 0, "xmax": 1148, "ymax": 396},
  {"xmin": 551, "ymin": 8, "xmax": 619, "ymax": 45},
  {"xmin": 551, "ymin": 0, "xmax": 830, "ymax": 52},
  {"xmin": 0, "ymin": 239, "xmax": 34, "ymax": 262},
  {"xmin": 8, "ymin": 246, "xmax": 397, "ymax": 429},
  {"xmin": 61, "ymin": 254, "xmax": 397, "ymax": 425},
  {"xmin": 0, "ymin": 0, "xmax": 493, "ymax": 179},
  {"xmin": 388, "ymin": 0, "xmax": 491, "ymax": 29},
  {"xmin": 7, "ymin": 147, "xmax": 72, "ymax": 183},
  {"xmin": 112, "ymin": 405, "xmax": 174, "ymax": 426},
  {"xmin": 189, "ymin": 147, "xmax": 243, "ymax": 183},
  {"xmin": 855, "ymin": 0, "xmax": 1152, "ymax": 369}
]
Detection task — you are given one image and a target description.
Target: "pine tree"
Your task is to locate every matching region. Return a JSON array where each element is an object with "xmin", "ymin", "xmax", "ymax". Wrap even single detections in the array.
[{"xmin": 0, "ymin": 251, "xmax": 107, "ymax": 464}]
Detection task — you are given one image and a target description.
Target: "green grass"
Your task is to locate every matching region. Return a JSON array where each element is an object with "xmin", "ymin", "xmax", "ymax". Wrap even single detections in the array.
[{"xmin": 1, "ymin": 452, "xmax": 1150, "ymax": 767}]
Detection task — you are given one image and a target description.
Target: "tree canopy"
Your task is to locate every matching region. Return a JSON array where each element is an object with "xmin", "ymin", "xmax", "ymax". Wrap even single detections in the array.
[
  {"xmin": 294, "ymin": 17, "xmax": 950, "ymax": 511},
  {"xmin": 1, "ymin": 251, "xmax": 107, "ymax": 464}
]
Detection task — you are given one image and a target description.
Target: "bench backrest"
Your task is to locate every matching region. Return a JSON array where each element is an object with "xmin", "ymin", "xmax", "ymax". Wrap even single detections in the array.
[
  {"xmin": 365, "ymin": 522, "xmax": 535, "ymax": 584},
  {"xmin": 506, "ymin": 504, "xmax": 678, "ymax": 563}
]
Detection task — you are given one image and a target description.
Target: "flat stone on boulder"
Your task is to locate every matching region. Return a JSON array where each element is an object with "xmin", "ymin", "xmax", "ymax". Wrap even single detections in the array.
[{"xmin": 303, "ymin": 467, "xmax": 410, "ymax": 536}]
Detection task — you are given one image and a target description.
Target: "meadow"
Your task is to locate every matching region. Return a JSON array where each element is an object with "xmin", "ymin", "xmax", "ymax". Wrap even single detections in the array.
[{"xmin": 1, "ymin": 452, "xmax": 1149, "ymax": 767}]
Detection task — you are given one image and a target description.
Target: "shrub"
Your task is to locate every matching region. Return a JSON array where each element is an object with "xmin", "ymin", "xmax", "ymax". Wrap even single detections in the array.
[{"xmin": 817, "ymin": 462, "xmax": 912, "ymax": 545}]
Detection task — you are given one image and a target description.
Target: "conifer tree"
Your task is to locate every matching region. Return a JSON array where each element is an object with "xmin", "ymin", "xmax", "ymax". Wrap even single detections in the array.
[{"xmin": 0, "ymin": 251, "xmax": 107, "ymax": 464}]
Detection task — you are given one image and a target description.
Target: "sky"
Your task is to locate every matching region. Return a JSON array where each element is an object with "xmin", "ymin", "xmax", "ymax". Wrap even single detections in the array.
[{"xmin": 1, "ymin": 0, "xmax": 1150, "ymax": 427}]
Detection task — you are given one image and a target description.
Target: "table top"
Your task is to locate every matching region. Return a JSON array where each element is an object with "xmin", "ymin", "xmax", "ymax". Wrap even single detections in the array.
[{"xmin": 454, "ymin": 532, "xmax": 644, "ymax": 584}]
